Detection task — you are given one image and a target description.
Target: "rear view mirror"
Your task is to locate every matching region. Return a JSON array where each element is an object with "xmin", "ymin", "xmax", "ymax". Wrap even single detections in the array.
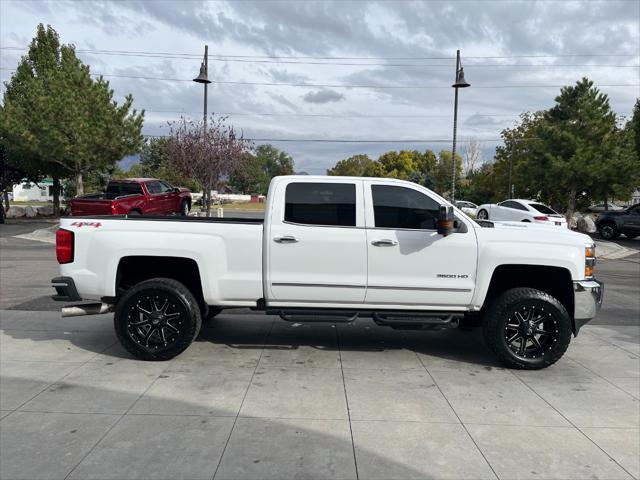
[{"xmin": 437, "ymin": 205, "xmax": 455, "ymax": 236}]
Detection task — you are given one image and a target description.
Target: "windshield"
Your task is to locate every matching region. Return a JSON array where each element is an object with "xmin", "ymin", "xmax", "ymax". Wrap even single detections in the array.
[{"xmin": 529, "ymin": 203, "xmax": 558, "ymax": 215}]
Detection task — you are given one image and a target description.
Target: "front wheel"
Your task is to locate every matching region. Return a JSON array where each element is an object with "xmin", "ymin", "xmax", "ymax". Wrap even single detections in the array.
[
  {"xmin": 477, "ymin": 209, "xmax": 488, "ymax": 220},
  {"xmin": 482, "ymin": 288, "xmax": 572, "ymax": 369},
  {"xmin": 180, "ymin": 200, "xmax": 190, "ymax": 216},
  {"xmin": 114, "ymin": 278, "xmax": 202, "ymax": 361}
]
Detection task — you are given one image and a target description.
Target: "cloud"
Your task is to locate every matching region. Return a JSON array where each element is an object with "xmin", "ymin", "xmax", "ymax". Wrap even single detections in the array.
[{"xmin": 302, "ymin": 89, "xmax": 345, "ymax": 104}]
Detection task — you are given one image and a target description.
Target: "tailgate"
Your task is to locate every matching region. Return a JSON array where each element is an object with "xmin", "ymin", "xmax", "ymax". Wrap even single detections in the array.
[{"xmin": 70, "ymin": 199, "xmax": 113, "ymax": 216}]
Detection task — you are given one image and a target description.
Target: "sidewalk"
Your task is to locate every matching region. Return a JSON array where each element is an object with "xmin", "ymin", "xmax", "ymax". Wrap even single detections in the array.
[{"xmin": 1, "ymin": 311, "xmax": 638, "ymax": 480}]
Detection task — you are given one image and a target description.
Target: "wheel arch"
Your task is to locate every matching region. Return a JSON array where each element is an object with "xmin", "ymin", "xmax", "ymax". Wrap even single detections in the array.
[
  {"xmin": 481, "ymin": 264, "xmax": 575, "ymax": 331},
  {"xmin": 115, "ymin": 255, "xmax": 205, "ymax": 309}
]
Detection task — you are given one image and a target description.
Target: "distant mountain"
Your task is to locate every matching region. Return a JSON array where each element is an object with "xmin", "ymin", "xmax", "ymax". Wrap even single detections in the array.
[{"xmin": 119, "ymin": 154, "xmax": 140, "ymax": 171}]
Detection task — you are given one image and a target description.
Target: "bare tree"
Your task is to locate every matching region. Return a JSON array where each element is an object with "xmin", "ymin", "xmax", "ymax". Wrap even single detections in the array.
[
  {"xmin": 167, "ymin": 116, "xmax": 251, "ymax": 216},
  {"xmin": 462, "ymin": 138, "xmax": 482, "ymax": 178}
]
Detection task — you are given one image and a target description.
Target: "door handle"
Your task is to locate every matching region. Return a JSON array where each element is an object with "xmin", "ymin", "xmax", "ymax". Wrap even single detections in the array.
[
  {"xmin": 371, "ymin": 239, "xmax": 398, "ymax": 246},
  {"xmin": 274, "ymin": 235, "xmax": 299, "ymax": 243}
]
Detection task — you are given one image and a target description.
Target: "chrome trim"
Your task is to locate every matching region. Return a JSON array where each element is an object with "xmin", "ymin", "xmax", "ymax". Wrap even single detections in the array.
[
  {"xmin": 573, "ymin": 279, "xmax": 604, "ymax": 321},
  {"xmin": 272, "ymin": 282, "xmax": 365, "ymax": 289},
  {"xmin": 368, "ymin": 285, "xmax": 472, "ymax": 292}
]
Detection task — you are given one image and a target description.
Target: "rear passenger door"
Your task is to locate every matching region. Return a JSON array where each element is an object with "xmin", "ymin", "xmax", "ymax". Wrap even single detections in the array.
[{"xmin": 266, "ymin": 180, "xmax": 367, "ymax": 305}]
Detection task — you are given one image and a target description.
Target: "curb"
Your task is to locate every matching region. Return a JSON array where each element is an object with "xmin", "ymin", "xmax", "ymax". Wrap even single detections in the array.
[{"xmin": 595, "ymin": 239, "xmax": 637, "ymax": 260}]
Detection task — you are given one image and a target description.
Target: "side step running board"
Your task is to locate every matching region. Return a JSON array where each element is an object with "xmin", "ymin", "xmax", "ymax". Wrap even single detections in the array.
[{"xmin": 276, "ymin": 310, "xmax": 359, "ymax": 323}]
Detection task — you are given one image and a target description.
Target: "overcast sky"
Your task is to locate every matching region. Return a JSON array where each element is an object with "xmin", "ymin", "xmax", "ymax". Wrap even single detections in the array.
[{"xmin": 1, "ymin": 0, "xmax": 639, "ymax": 174}]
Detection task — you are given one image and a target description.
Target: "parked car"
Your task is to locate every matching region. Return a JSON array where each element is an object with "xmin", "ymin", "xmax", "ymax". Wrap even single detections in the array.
[
  {"xmin": 52, "ymin": 176, "xmax": 602, "ymax": 370},
  {"xmin": 69, "ymin": 179, "xmax": 191, "ymax": 217},
  {"xmin": 595, "ymin": 203, "xmax": 640, "ymax": 240},
  {"xmin": 476, "ymin": 199, "xmax": 568, "ymax": 228},
  {"xmin": 454, "ymin": 200, "xmax": 478, "ymax": 216},
  {"xmin": 588, "ymin": 202, "xmax": 624, "ymax": 213}
]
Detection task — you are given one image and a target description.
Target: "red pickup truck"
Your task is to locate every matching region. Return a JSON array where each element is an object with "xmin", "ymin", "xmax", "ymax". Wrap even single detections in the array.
[{"xmin": 69, "ymin": 178, "xmax": 192, "ymax": 217}]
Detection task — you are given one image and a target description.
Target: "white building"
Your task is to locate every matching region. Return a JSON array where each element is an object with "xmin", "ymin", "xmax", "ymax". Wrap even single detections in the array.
[{"xmin": 12, "ymin": 179, "xmax": 55, "ymax": 202}]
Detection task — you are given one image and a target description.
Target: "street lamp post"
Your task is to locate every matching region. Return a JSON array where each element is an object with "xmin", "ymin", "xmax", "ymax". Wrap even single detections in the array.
[
  {"xmin": 450, "ymin": 49, "xmax": 470, "ymax": 203},
  {"xmin": 193, "ymin": 45, "xmax": 212, "ymax": 129}
]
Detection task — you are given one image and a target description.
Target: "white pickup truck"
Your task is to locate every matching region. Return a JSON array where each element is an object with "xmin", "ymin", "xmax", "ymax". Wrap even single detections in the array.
[{"xmin": 52, "ymin": 176, "xmax": 603, "ymax": 369}]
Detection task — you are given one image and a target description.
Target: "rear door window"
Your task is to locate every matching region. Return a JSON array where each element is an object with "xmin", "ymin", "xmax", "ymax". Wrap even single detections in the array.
[
  {"xmin": 285, "ymin": 182, "xmax": 356, "ymax": 227},
  {"xmin": 371, "ymin": 185, "xmax": 439, "ymax": 230}
]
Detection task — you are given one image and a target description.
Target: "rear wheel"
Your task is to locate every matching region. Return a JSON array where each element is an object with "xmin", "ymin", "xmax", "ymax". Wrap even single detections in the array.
[
  {"xmin": 599, "ymin": 223, "xmax": 619, "ymax": 240},
  {"xmin": 114, "ymin": 278, "xmax": 201, "ymax": 361},
  {"xmin": 482, "ymin": 287, "xmax": 571, "ymax": 369},
  {"xmin": 477, "ymin": 209, "xmax": 488, "ymax": 220}
]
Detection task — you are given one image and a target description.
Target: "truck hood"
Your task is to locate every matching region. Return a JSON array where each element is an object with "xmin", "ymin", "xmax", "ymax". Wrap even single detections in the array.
[{"xmin": 475, "ymin": 220, "xmax": 593, "ymax": 246}]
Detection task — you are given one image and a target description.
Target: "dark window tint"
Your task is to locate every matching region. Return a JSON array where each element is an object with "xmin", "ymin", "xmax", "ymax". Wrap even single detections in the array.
[
  {"xmin": 372, "ymin": 185, "xmax": 439, "ymax": 230},
  {"xmin": 159, "ymin": 181, "xmax": 174, "ymax": 193},
  {"xmin": 106, "ymin": 182, "xmax": 143, "ymax": 199},
  {"xmin": 529, "ymin": 203, "xmax": 557, "ymax": 215},
  {"xmin": 285, "ymin": 183, "xmax": 356, "ymax": 226},
  {"xmin": 629, "ymin": 206, "xmax": 640, "ymax": 215},
  {"xmin": 501, "ymin": 200, "xmax": 527, "ymax": 211},
  {"xmin": 146, "ymin": 181, "xmax": 162, "ymax": 194}
]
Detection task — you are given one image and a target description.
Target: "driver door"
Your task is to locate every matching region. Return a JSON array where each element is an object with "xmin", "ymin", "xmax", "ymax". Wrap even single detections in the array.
[{"xmin": 363, "ymin": 181, "xmax": 477, "ymax": 308}]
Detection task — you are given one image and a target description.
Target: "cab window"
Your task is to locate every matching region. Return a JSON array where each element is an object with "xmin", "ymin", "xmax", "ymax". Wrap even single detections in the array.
[
  {"xmin": 371, "ymin": 185, "xmax": 439, "ymax": 230},
  {"xmin": 285, "ymin": 182, "xmax": 356, "ymax": 227}
]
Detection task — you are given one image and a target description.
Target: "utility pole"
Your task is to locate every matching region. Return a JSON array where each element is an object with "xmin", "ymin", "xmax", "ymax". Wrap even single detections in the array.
[
  {"xmin": 193, "ymin": 45, "xmax": 212, "ymax": 130},
  {"xmin": 450, "ymin": 49, "xmax": 470, "ymax": 203}
]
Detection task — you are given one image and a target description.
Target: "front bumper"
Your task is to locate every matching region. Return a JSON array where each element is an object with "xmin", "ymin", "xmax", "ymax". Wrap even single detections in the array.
[
  {"xmin": 573, "ymin": 279, "xmax": 604, "ymax": 334},
  {"xmin": 51, "ymin": 276, "xmax": 82, "ymax": 302}
]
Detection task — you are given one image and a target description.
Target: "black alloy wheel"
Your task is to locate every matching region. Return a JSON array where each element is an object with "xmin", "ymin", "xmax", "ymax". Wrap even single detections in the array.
[
  {"xmin": 114, "ymin": 278, "xmax": 201, "ymax": 360},
  {"xmin": 483, "ymin": 287, "xmax": 571, "ymax": 369},
  {"xmin": 504, "ymin": 304, "xmax": 559, "ymax": 359}
]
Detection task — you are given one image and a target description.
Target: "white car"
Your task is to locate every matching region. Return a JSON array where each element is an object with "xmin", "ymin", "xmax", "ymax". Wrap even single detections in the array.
[
  {"xmin": 455, "ymin": 200, "xmax": 478, "ymax": 216},
  {"xmin": 476, "ymin": 199, "xmax": 568, "ymax": 228},
  {"xmin": 588, "ymin": 202, "xmax": 624, "ymax": 213},
  {"xmin": 52, "ymin": 176, "xmax": 601, "ymax": 369}
]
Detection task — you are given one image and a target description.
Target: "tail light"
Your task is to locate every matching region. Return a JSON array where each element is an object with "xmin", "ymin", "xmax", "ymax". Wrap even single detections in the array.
[
  {"xmin": 533, "ymin": 216, "xmax": 548, "ymax": 221},
  {"xmin": 56, "ymin": 229, "xmax": 74, "ymax": 264}
]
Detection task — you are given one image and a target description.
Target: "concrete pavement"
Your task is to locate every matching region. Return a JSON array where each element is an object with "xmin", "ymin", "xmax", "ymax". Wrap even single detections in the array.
[{"xmin": 0, "ymin": 310, "xmax": 638, "ymax": 480}]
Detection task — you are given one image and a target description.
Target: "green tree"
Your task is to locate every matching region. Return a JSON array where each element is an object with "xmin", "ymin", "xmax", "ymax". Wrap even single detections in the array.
[
  {"xmin": 433, "ymin": 150, "xmax": 462, "ymax": 197},
  {"xmin": 326, "ymin": 154, "xmax": 372, "ymax": 176},
  {"xmin": 1, "ymin": 24, "xmax": 144, "ymax": 198},
  {"xmin": 230, "ymin": 144, "xmax": 294, "ymax": 194},
  {"xmin": 497, "ymin": 79, "xmax": 638, "ymax": 218},
  {"xmin": 629, "ymin": 99, "xmax": 640, "ymax": 167}
]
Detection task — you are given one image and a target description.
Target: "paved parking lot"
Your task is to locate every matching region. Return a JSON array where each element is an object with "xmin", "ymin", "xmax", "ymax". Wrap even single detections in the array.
[
  {"xmin": 1, "ymin": 311, "xmax": 639, "ymax": 480},
  {"xmin": 1, "ymin": 220, "xmax": 639, "ymax": 479}
]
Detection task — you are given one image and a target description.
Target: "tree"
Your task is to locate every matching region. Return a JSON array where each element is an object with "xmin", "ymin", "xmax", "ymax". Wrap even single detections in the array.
[
  {"xmin": 1, "ymin": 24, "xmax": 144, "ymax": 198},
  {"xmin": 462, "ymin": 138, "xmax": 482, "ymax": 178},
  {"xmin": 629, "ymin": 99, "xmax": 640, "ymax": 166},
  {"xmin": 0, "ymin": 144, "xmax": 27, "ymax": 222},
  {"xmin": 229, "ymin": 144, "xmax": 294, "ymax": 194},
  {"xmin": 326, "ymin": 154, "xmax": 372, "ymax": 176},
  {"xmin": 496, "ymin": 79, "xmax": 638, "ymax": 219},
  {"xmin": 167, "ymin": 115, "xmax": 251, "ymax": 215},
  {"xmin": 124, "ymin": 137, "xmax": 198, "ymax": 192},
  {"xmin": 433, "ymin": 150, "xmax": 463, "ymax": 197}
]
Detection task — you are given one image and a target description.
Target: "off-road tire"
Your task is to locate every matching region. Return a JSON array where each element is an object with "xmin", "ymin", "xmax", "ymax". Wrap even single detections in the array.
[
  {"xmin": 482, "ymin": 287, "xmax": 572, "ymax": 369},
  {"xmin": 114, "ymin": 278, "xmax": 202, "ymax": 361},
  {"xmin": 598, "ymin": 222, "xmax": 619, "ymax": 240}
]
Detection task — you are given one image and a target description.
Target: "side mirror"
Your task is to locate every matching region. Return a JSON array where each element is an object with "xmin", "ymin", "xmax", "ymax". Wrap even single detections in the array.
[
  {"xmin": 174, "ymin": 187, "xmax": 180, "ymax": 193},
  {"xmin": 437, "ymin": 205, "xmax": 455, "ymax": 236}
]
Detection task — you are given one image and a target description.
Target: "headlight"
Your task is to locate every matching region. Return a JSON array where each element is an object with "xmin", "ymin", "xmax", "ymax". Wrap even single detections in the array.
[{"xmin": 585, "ymin": 244, "xmax": 596, "ymax": 279}]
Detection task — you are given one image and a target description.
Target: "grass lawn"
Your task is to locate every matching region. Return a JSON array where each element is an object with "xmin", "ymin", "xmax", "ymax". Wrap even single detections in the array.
[{"xmin": 216, "ymin": 202, "xmax": 266, "ymax": 211}]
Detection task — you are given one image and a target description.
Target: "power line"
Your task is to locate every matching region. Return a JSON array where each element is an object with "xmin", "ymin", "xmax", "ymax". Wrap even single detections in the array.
[
  {"xmin": 144, "ymin": 109, "xmax": 520, "ymax": 118},
  {"xmin": 2, "ymin": 46, "xmax": 638, "ymax": 68},
  {"xmin": 2, "ymin": 67, "xmax": 638, "ymax": 89},
  {"xmin": 142, "ymin": 134, "xmax": 535, "ymax": 143}
]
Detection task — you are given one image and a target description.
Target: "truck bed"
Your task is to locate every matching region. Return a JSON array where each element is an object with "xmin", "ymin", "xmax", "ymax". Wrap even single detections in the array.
[{"xmin": 70, "ymin": 214, "xmax": 264, "ymax": 224}]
